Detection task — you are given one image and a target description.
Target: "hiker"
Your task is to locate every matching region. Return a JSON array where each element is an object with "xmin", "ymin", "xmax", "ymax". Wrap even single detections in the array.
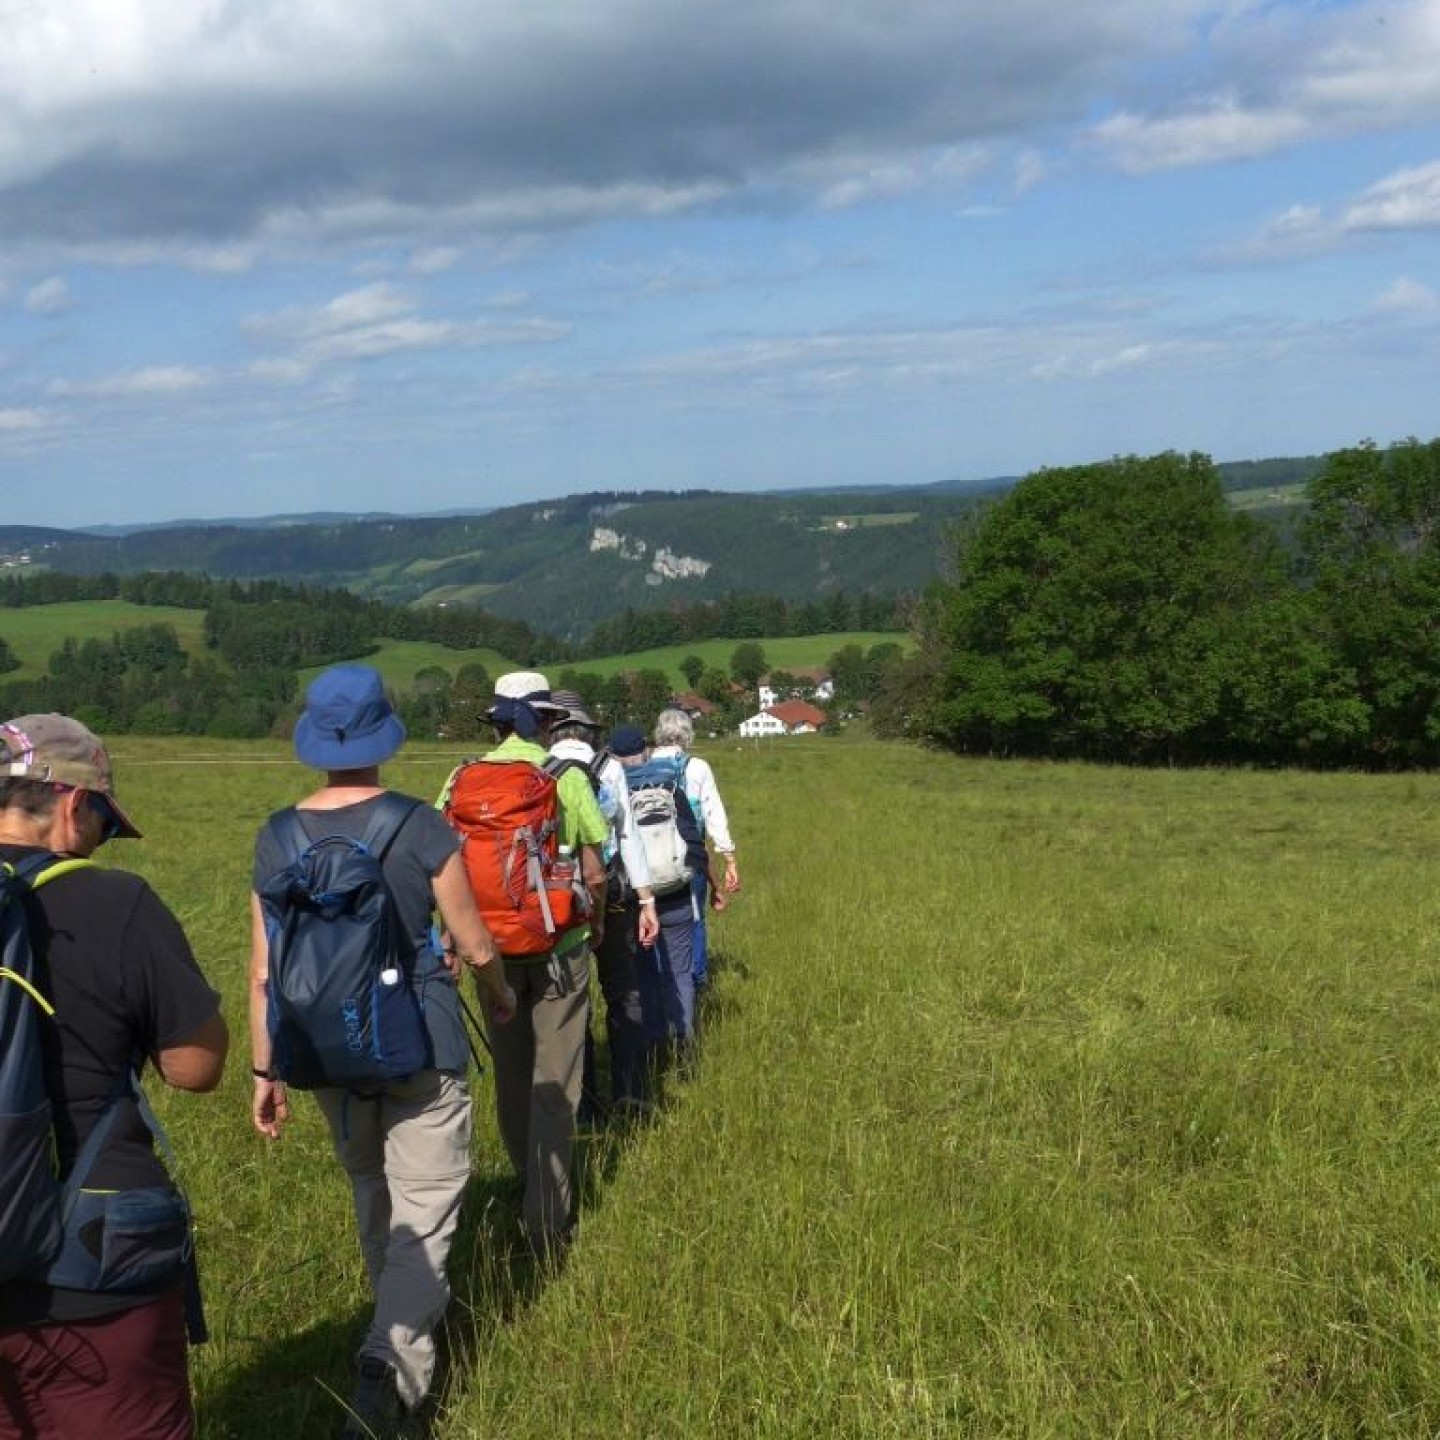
[
  {"xmin": 610, "ymin": 724, "xmax": 709, "ymax": 1084},
  {"xmin": 248, "ymin": 665, "xmax": 515, "ymax": 1440},
  {"xmin": 438, "ymin": 671, "xmax": 608, "ymax": 1259},
  {"xmin": 0, "ymin": 713, "xmax": 228, "ymax": 1440},
  {"xmin": 650, "ymin": 706, "xmax": 740, "ymax": 989},
  {"xmin": 548, "ymin": 689, "xmax": 659, "ymax": 1119}
]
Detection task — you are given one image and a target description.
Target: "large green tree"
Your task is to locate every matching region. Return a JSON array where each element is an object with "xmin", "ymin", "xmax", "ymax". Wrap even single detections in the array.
[
  {"xmin": 915, "ymin": 452, "xmax": 1282, "ymax": 760},
  {"xmin": 1300, "ymin": 437, "xmax": 1440, "ymax": 761}
]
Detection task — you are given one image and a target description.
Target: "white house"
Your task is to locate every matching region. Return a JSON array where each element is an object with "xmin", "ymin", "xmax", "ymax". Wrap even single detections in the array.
[
  {"xmin": 737, "ymin": 709, "xmax": 788, "ymax": 738},
  {"xmin": 738, "ymin": 700, "xmax": 828, "ymax": 737},
  {"xmin": 758, "ymin": 668, "xmax": 834, "ymax": 708}
]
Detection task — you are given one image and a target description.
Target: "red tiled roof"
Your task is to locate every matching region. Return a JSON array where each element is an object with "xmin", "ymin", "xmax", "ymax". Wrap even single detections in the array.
[{"xmin": 766, "ymin": 699, "xmax": 828, "ymax": 728}]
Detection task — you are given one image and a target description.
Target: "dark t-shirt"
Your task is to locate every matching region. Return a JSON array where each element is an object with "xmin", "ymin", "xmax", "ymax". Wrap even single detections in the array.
[{"xmin": 0, "ymin": 847, "xmax": 222, "ymax": 1331}]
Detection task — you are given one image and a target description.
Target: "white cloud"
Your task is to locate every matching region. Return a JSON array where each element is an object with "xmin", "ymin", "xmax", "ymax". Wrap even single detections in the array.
[
  {"xmin": 1092, "ymin": 101, "xmax": 1311, "ymax": 173},
  {"xmin": 1342, "ymin": 159, "xmax": 1440, "ymax": 232},
  {"xmin": 409, "ymin": 246, "xmax": 462, "ymax": 275},
  {"xmin": 0, "ymin": 408, "xmax": 47, "ymax": 432},
  {"xmin": 1218, "ymin": 158, "xmax": 1440, "ymax": 263},
  {"xmin": 1372, "ymin": 276, "xmax": 1440, "ymax": 317},
  {"xmin": 245, "ymin": 281, "xmax": 567, "ymax": 376},
  {"xmin": 1090, "ymin": 0, "xmax": 1440, "ymax": 173},
  {"xmin": 24, "ymin": 277, "xmax": 71, "ymax": 315},
  {"xmin": 48, "ymin": 366, "xmax": 211, "ymax": 398}
]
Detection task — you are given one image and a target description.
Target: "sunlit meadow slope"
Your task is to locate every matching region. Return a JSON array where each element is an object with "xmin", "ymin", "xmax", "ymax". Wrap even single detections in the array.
[{"xmin": 103, "ymin": 734, "xmax": 1440, "ymax": 1438}]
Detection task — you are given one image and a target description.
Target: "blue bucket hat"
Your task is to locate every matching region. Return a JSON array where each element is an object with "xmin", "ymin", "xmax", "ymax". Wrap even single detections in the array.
[{"xmin": 294, "ymin": 664, "xmax": 406, "ymax": 771}]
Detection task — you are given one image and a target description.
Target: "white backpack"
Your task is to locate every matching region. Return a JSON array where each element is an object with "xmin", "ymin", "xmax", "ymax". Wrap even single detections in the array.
[{"xmin": 625, "ymin": 757, "xmax": 694, "ymax": 896}]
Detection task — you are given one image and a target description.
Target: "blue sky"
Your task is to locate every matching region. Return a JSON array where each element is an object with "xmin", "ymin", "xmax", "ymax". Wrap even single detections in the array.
[{"xmin": 1, "ymin": 0, "xmax": 1438, "ymax": 527}]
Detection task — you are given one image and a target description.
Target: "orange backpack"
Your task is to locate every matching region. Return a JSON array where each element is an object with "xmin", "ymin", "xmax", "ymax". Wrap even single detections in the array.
[{"xmin": 440, "ymin": 759, "xmax": 587, "ymax": 957}]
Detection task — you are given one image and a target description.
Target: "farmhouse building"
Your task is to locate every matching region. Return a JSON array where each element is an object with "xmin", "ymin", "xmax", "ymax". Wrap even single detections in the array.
[
  {"xmin": 737, "ymin": 699, "xmax": 828, "ymax": 737},
  {"xmin": 758, "ymin": 668, "xmax": 834, "ymax": 709},
  {"xmin": 668, "ymin": 691, "xmax": 720, "ymax": 721}
]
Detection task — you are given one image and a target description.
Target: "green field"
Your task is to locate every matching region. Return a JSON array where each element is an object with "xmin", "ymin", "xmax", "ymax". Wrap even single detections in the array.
[
  {"xmin": 560, "ymin": 631, "xmax": 911, "ymax": 688},
  {"xmin": 80, "ymin": 734, "xmax": 1440, "ymax": 1437},
  {"xmin": 301, "ymin": 640, "xmax": 521, "ymax": 692},
  {"xmin": 0, "ymin": 598, "xmax": 903, "ymax": 705},
  {"xmin": 1228, "ymin": 482, "xmax": 1308, "ymax": 512},
  {"xmin": 0, "ymin": 600, "xmax": 212, "ymax": 678},
  {"xmin": 816, "ymin": 512, "xmax": 920, "ymax": 530}
]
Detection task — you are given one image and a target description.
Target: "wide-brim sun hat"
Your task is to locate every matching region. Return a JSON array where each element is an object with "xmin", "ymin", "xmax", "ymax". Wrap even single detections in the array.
[
  {"xmin": 485, "ymin": 670, "xmax": 568, "ymax": 719},
  {"xmin": 550, "ymin": 687, "xmax": 600, "ymax": 730},
  {"xmin": 294, "ymin": 664, "xmax": 407, "ymax": 771}
]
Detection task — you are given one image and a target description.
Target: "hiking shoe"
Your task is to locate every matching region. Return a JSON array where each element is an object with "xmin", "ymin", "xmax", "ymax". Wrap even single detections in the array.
[{"xmin": 339, "ymin": 1357, "xmax": 405, "ymax": 1439}]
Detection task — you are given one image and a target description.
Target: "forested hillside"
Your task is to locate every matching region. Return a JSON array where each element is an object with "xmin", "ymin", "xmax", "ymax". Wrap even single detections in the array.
[{"xmin": 0, "ymin": 488, "xmax": 982, "ymax": 640}]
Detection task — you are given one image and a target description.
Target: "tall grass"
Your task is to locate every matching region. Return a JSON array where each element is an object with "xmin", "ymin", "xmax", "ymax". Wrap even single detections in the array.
[{"xmin": 96, "ymin": 737, "xmax": 1440, "ymax": 1437}]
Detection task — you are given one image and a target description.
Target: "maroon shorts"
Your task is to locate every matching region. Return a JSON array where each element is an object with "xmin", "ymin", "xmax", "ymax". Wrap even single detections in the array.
[{"xmin": 0, "ymin": 1289, "xmax": 193, "ymax": 1440}]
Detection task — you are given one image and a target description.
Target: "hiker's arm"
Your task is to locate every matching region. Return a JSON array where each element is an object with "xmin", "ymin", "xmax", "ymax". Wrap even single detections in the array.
[
  {"xmin": 151, "ymin": 1011, "xmax": 228, "ymax": 1093},
  {"xmin": 432, "ymin": 852, "xmax": 515, "ymax": 1021},
  {"xmin": 698, "ymin": 766, "xmax": 740, "ymax": 893},
  {"xmin": 247, "ymin": 892, "xmax": 290, "ymax": 1139}
]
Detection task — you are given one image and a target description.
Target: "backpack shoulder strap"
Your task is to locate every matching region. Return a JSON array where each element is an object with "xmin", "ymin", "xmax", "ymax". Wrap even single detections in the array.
[
  {"xmin": 4, "ymin": 851, "xmax": 90, "ymax": 890},
  {"xmin": 358, "ymin": 793, "xmax": 423, "ymax": 862},
  {"xmin": 264, "ymin": 805, "xmax": 312, "ymax": 863}
]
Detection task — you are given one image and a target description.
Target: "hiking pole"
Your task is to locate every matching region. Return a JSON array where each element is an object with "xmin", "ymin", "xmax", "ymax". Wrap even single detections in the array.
[{"xmin": 457, "ymin": 991, "xmax": 494, "ymax": 1074}]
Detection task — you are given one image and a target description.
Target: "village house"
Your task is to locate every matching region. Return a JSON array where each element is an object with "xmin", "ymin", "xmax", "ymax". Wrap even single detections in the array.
[
  {"xmin": 737, "ymin": 698, "xmax": 828, "ymax": 737},
  {"xmin": 667, "ymin": 690, "xmax": 720, "ymax": 722},
  {"xmin": 757, "ymin": 667, "xmax": 834, "ymax": 709}
]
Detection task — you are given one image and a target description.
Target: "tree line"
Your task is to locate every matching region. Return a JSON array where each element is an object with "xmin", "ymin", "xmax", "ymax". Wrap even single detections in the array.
[
  {"xmin": 0, "ymin": 568, "xmax": 905, "ymax": 739},
  {"xmin": 880, "ymin": 438, "xmax": 1440, "ymax": 768}
]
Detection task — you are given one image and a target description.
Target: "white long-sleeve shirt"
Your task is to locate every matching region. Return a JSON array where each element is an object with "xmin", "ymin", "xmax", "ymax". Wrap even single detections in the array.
[
  {"xmin": 648, "ymin": 745, "xmax": 735, "ymax": 855},
  {"xmin": 548, "ymin": 736, "xmax": 653, "ymax": 892}
]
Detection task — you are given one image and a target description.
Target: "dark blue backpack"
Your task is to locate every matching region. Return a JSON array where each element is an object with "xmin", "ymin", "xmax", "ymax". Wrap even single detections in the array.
[
  {"xmin": 260, "ymin": 795, "xmax": 432, "ymax": 1090},
  {"xmin": 0, "ymin": 854, "xmax": 204, "ymax": 1338},
  {"xmin": 0, "ymin": 853, "xmax": 88, "ymax": 1284}
]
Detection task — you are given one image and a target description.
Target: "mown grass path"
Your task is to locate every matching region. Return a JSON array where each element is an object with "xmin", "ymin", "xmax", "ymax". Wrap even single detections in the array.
[{"xmin": 107, "ymin": 736, "xmax": 1440, "ymax": 1437}]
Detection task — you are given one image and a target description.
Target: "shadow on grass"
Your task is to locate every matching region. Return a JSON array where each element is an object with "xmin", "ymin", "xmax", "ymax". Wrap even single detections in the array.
[{"xmin": 196, "ymin": 1305, "xmax": 372, "ymax": 1439}]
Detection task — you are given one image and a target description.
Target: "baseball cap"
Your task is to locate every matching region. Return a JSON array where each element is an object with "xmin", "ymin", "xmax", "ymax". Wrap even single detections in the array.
[
  {"xmin": 608, "ymin": 724, "xmax": 647, "ymax": 758},
  {"xmin": 0, "ymin": 713, "xmax": 143, "ymax": 839}
]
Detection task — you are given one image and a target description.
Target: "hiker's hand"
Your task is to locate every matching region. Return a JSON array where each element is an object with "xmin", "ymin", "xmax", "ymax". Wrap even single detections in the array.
[
  {"xmin": 722, "ymin": 856, "xmax": 741, "ymax": 894},
  {"xmin": 251, "ymin": 1077, "xmax": 289, "ymax": 1139},
  {"xmin": 638, "ymin": 900, "xmax": 660, "ymax": 947},
  {"xmin": 488, "ymin": 982, "xmax": 517, "ymax": 1025},
  {"xmin": 710, "ymin": 888, "xmax": 728, "ymax": 914}
]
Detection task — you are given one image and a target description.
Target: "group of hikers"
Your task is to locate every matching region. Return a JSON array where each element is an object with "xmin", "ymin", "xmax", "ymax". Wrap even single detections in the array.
[{"xmin": 0, "ymin": 663, "xmax": 740, "ymax": 1439}]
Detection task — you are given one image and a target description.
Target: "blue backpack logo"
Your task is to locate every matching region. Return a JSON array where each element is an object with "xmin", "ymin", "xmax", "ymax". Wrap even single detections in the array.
[{"xmin": 260, "ymin": 795, "xmax": 431, "ymax": 1090}]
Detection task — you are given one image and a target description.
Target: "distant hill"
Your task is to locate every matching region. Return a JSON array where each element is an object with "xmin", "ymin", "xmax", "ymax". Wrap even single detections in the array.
[
  {"xmin": 1, "ymin": 488, "xmax": 980, "ymax": 640},
  {"xmin": 0, "ymin": 458, "xmax": 1323, "ymax": 641}
]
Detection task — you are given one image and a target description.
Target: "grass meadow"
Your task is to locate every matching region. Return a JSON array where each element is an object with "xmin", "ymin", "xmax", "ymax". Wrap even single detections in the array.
[
  {"xmin": 96, "ymin": 732, "xmax": 1440, "ymax": 1437},
  {"xmin": 0, "ymin": 601, "xmax": 212, "ymax": 676}
]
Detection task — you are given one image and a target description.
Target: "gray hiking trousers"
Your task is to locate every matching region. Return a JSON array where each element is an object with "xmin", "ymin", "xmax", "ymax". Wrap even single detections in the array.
[{"xmin": 314, "ymin": 1069, "xmax": 471, "ymax": 1409}]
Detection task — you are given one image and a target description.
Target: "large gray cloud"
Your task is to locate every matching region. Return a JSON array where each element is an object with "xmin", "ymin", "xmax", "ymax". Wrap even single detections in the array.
[{"xmin": 0, "ymin": 0, "xmax": 1207, "ymax": 252}]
